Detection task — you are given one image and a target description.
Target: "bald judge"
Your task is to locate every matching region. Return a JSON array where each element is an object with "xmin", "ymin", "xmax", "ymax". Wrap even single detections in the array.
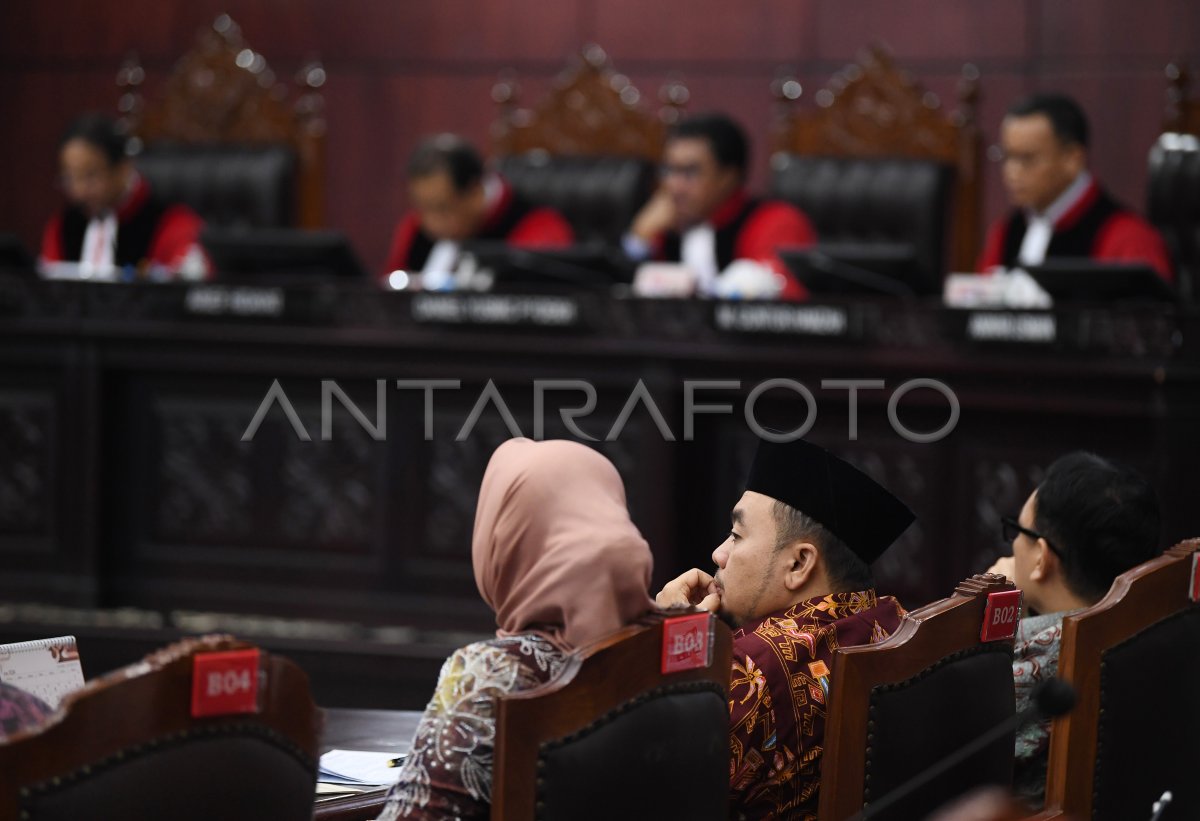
[{"xmin": 657, "ymin": 437, "xmax": 914, "ymax": 821}]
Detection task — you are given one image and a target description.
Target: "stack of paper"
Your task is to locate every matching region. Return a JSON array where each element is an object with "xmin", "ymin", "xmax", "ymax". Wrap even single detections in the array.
[{"xmin": 318, "ymin": 749, "xmax": 405, "ymax": 787}]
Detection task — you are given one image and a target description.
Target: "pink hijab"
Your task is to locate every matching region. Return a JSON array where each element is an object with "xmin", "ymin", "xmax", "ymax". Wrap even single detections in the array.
[{"xmin": 472, "ymin": 438, "xmax": 656, "ymax": 652}]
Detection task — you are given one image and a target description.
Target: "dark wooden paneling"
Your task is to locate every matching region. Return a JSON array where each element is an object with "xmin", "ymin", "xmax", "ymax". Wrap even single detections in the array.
[{"xmin": 1, "ymin": 282, "xmax": 1197, "ymax": 630}]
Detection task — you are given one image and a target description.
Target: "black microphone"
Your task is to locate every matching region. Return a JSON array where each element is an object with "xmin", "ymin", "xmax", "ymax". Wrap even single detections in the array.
[{"xmin": 846, "ymin": 677, "xmax": 1076, "ymax": 821}]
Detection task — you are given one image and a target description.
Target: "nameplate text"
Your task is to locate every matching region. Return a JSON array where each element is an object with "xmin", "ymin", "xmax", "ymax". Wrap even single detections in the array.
[
  {"xmin": 714, "ymin": 303, "xmax": 849, "ymax": 337},
  {"xmin": 185, "ymin": 286, "xmax": 286, "ymax": 318},
  {"xmin": 411, "ymin": 294, "xmax": 581, "ymax": 327},
  {"xmin": 966, "ymin": 312, "xmax": 1057, "ymax": 343}
]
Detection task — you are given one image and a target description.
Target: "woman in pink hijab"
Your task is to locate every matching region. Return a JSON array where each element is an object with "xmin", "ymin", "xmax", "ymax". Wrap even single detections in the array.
[{"xmin": 379, "ymin": 438, "xmax": 656, "ymax": 820}]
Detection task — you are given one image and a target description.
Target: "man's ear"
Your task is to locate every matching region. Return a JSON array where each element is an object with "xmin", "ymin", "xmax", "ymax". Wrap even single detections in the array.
[
  {"xmin": 782, "ymin": 541, "xmax": 820, "ymax": 592},
  {"xmin": 1063, "ymin": 142, "xmax": 1087, "ymax": 179},
  {"xmin": 717, "ymin": 166, "xmax": 742, "ymax": 197},
  {"xmin": 1029, "ymin": 538, "xmax": 1055, "ymax": 583}
]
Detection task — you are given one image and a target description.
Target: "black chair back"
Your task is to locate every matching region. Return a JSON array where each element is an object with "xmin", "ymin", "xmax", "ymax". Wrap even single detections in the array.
[
  {"xmin": 1147, "ymin": 133, "xmax": 1200, "ymax": 303},
  {"xmin": 497, "ymin": 153, "xmax": 656, "ymax": 246},
  {"xmin": 771, "ymin": 154, "xmax": 953, "ymax": 295},
  {"xmin": 492, "ymin": 613, "xmax": 732, "ymax": 821},
  {"xmin": 136, "ymin": 144, "xmax": 298, "ymax": 229}
]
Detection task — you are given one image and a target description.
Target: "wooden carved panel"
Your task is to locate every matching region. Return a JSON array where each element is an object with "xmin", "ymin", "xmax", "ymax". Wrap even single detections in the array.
[
  {"xmin": 116, "ymin": 14, "xmax": 327, "ymax": 227},
  {"xmin": 492, "ymin": 44, "xmax": 688, "ymax": 160},
  {"xmin": 0, "ymin": 396, "xmax": 53, "ymax": 537},
  {"xmin": 423, "ymin": 403, "xmax": 647, "ymax": 560},
  {"xmin": 772, "ymin": 43, "xmax": 982, "ymax": 273},
  {"xmin": 839, "ymin": 446, "xmax": 936, "ymax": 600},
  {"xmin": 153, "ymin": 407, "xmax": 255, "ymax": 544},
  {"xmin": 147, "ymin": 393, "xmax": 378, "ymax": 556}
]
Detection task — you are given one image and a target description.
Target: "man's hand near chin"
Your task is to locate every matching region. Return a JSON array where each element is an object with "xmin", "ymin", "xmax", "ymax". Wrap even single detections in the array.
[
  {"xmin": 656, "ymin": 568, "xmax": 721, "ymax": 613},
  {"xmin": 630, "ymin": 187, "xmax": 678, "ymax": 244}
]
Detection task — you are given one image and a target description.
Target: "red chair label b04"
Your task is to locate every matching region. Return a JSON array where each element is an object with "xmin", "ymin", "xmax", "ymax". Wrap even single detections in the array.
[{"xmin": 191, "ymin": 648, "xmax": 262, "ymax": 717}]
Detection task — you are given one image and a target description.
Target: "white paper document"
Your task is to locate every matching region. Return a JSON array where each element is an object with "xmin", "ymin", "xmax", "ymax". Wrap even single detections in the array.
[{"xmin": 318, "ymin": 749, "xmax": 406, "ymax": 786}]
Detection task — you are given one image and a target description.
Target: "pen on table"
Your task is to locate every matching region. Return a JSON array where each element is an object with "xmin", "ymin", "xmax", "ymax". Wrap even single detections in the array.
[{"xmin": 387, "ymin": 757, "xmax": 404, "ymax": 767}]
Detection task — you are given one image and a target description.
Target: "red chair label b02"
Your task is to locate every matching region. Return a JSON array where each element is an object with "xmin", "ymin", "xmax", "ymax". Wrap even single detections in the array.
[
  {"xmin": 662, "ymin": 613, "xmax": 714, "ymax": 674},
  {"xmin": 980, "ymin": 590, "xmax": 1021, "ymax": 642},
  {"xmin": 191, "ymin": 648, "xmax": 262, "ymax": 717}
]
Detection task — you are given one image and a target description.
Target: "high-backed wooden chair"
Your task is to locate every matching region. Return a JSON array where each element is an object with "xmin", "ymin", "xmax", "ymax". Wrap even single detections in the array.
[
  {"xmin": 116, "ymin": 14, "xmax": 327, "ymax": 229},
  {"xmin": 771, "ymin": 44, "xmax": 983, "ymax": 292},
  {"xmin": 819, "ymin": 574, "xmax": 1019, "ymax": 820},
  {"xmin": 491, "ymin": 611, "xmax": 732, "ymax": 821},
  {"xmin": 489, "ymin": 45, "xmax": 688, "ymax": 245},
  {"xmin": 0, "ymin": 634, "xmax": 322, "ymax": 821},
  {"xmin": 1034, "ymin": 538, "xmax": 1200, "ymax": 821}
]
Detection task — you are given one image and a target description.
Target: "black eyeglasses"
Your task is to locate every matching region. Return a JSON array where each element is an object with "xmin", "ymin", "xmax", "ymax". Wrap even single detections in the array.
[{"xmin": 1000, "ymin": 515, "xmax": 1061, "ymax": 556}]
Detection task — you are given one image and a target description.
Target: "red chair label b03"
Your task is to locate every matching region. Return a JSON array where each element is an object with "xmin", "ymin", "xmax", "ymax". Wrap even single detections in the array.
[{"xmin": 662, "ymin": 613, "xmax": 714, "ymax": 674}]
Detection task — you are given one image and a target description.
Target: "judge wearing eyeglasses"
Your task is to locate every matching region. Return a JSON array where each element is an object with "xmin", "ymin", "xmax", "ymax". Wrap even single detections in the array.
[{"xmin": 623, "ymin": 112, "xmax": 817, "ymax": 300}]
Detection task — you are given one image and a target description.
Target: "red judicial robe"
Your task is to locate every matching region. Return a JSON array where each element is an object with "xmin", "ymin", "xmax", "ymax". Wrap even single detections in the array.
[
  {"xmin": 976, "ymin": 180, "xmax": 1173, "ymax": 282},
  {"xmin": 657, "ymin": 190, "xmax": 817, "ymax": 301},
  {"xmin": 41, "ymin": 176, "xmax": 208, "ymax": 276},
  {"xmin": 728, "ymin": 590, "xmax": 905, "ymax": 821},
  {"xmin": 381, "ymin": 180, "xmax": 573, "ymax": 278}
]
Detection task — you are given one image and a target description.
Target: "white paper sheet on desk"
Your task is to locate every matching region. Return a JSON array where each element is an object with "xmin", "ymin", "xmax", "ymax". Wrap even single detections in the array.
[{"xmin": 318, "ymin": 749, "xmax": 405, "ymax": 786}]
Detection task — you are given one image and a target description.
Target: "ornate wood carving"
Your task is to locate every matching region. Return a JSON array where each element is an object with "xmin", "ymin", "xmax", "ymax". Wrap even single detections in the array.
[
  {"xmin": 149, "ymin": 397, "xmax": 376, "ymax": 554},
  {"xmin": 491, "ymin": 44, "xmax": 687, "ymax": 159},
  {"xmin": 1164, "ymin": 62, "xmax": 1200, "ymax": 136},
  {"xmin": 0, "ymin": 399, "xmax": 52, "ymax": 536},
  {"xmin": 116, "ymin": 14, "xmax": 327, "ymax": 227},
  {"xmin": 772, "ymin": 43, "xmax": 982, "ymax": 273}
]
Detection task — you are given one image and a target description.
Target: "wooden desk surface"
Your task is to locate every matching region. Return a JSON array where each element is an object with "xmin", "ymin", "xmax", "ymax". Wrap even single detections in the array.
[
  {"xmin": 322, "ymin": 707, "xmax": 422, "ymax": 754},
  {"xmin": 316, "ymin": 708, "xmax": 423, "ymax": 820}
]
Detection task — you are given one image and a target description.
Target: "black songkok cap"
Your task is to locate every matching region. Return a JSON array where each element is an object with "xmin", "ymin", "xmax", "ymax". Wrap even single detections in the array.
[{"xmin": 745, "ymin": 437, "xmax": 915, "ymax": 564}]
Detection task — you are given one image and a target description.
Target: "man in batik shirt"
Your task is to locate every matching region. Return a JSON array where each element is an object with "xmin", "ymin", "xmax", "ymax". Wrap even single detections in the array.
[{"xmin": 658, "ymin": 437, "xmax": 915, "ymax": 820}]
